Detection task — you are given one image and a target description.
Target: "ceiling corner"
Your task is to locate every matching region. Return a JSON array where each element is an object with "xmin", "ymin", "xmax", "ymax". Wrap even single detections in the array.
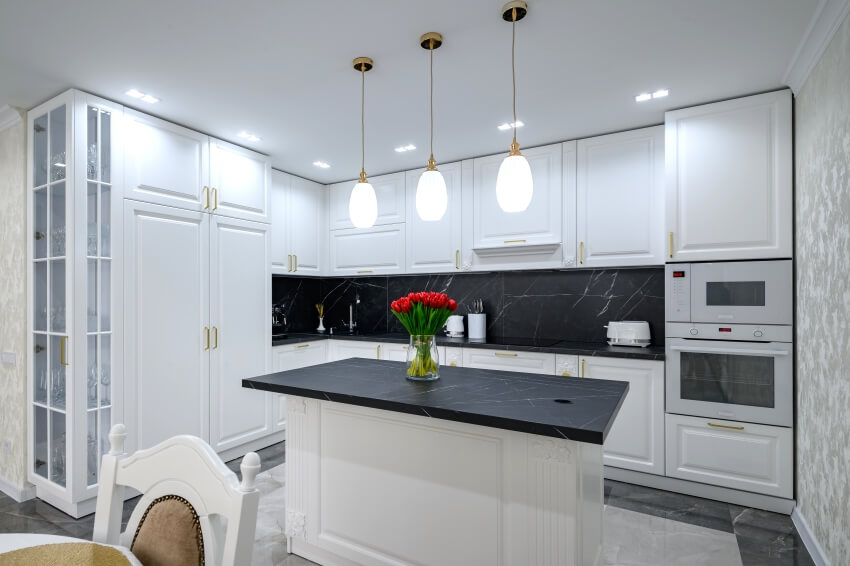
[
  {"xmin": 782, "ymin": 0, "xmax": 850, "ymax": 94},
  {"xmin": 0, "ymin": 104, "xmax": 23, "ymax": 133}
]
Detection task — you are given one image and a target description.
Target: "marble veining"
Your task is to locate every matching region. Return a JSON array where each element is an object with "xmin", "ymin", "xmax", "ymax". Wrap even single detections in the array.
[
  {"xmin": 794, "ymin": 8, "xmax": 850, "ymax": 564},
  {"xmin": 243, "ymin": 358, "xmax": 629, "ymax": 444}
]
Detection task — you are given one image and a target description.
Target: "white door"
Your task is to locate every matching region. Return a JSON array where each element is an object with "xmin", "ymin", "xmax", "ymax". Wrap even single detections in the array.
[
  {"xmin": 462, "ymin": 349, "xmax": 556, "ymax": 375},
  {"xmin": 289, "ymin": 175, "xmax": 326, "ymax": 275},
  {"xmin": 209, "ymin": 215, "xmax": 272, "ymax": 453},
  {"xmin": 328, "ymin": 224, "xmax": 406, "ymax": 276},
  {"xmin": 577, "ymin": 126, "xmax": 664, "ymax": 267},
  {"xmin": 124, "ymin": 109, "xmax": 210, "ymax": 211},
  {"xmin": 209, "ymin": 138, "xmax": 270, "ymax": 223},
  {"xmin": 329, "ymin": 172, "xmax": 406, "ymax": 229},
  {"xmin": 272, "ymin": 341, "xmax": 327, "ymax": 431},
  {"xmin": 123, "ymin": 201, "xmax": 209, "ymax": 453},
  {"xmin": 581, "ymin": 357, "xmax": 664, "ymax": 475},
  {"xmin": 470, "ymin": 143, "xmax": 563, "ymax": 270},
  {"xmin": 665, "ymin": 90, "xmax": 792, "ymax": 261},
  {"xmin": 270, "ymin": 170, "xmax": 291, "ymax": 274},
  {"xmin": 405, "ymin": 162, "xmax": 463, "ymax": 273}
]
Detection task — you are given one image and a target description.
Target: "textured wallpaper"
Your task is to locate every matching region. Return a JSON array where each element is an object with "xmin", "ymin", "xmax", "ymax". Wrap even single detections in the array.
[
  {"xmin": 0, "ymin": 112, "xmax": 28, "ymax": 491},
  {"xmin": 794, "ymin": 10, "xmax": 850, "ymax": 564}
]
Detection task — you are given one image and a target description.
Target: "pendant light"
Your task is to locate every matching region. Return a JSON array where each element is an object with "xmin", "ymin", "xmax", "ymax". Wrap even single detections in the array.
[
  {"xmin": 416, "ymin": 32, "xmax": 448, "ymax": 222},
  {"xmin": 349, "ymin": 57, "xmax": 378, "ymax": 229},
  {"xmin": 496, "ymin": 0, "xmax": 533, "ymax": 213}
]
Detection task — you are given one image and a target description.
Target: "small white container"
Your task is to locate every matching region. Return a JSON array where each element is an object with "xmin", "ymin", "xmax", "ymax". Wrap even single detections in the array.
[{"xmin": 467, "ymin": 313, "xmax": 487, "ymax": 341}]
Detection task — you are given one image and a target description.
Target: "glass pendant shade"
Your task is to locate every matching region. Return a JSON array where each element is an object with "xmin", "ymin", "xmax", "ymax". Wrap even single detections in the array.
[
  {"xmin": 496, "ymin": 153, "xmax": 533, "ymax": 212},
  {"xmin": 349, "ymin": 180, "xmax": 378, "ymax": 228},
  {"xmin": 416, "ymin": 168, "xmax": 448, "ymax": 221}
]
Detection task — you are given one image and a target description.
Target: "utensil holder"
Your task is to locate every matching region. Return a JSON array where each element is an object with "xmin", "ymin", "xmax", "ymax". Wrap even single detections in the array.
[{"xmin": 468, "ymin": 313, "xmax": 486, "ymax": 341}]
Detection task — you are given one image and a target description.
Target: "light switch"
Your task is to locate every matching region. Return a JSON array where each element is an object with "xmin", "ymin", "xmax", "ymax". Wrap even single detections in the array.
[{"xmin": 1, "ymin": 352, "xmax": 16, "ymax": 367}]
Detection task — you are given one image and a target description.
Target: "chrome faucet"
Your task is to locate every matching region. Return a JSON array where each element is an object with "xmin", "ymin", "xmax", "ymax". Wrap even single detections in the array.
[{"xmin": 345, "ymin": 293, "xmax": 360, "ymax": 333}]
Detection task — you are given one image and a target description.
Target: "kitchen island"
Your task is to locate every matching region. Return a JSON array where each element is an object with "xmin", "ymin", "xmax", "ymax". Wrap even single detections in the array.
[{"xmin": 243, "ymin": 358, "xmax": 629, "ymax": 566}]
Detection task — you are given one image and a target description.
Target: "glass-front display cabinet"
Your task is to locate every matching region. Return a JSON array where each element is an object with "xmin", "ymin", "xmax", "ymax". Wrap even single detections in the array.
[{"xmin": 27, "ymin": 90, "xmax": 123, "ymax": 517}]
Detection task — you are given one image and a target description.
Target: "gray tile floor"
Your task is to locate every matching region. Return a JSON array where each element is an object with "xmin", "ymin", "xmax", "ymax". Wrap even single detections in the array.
[{"xmin": 0, "ymin": 441, "xmax": 814, "ymax": 565}]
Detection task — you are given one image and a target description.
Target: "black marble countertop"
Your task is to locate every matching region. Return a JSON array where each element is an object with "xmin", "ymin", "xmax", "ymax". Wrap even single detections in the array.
[
  {"xmin": 243, "ymin": 358, "xmax": 629, "ymax": 444},
  {"xmin": 272, "ymin": 332, "xmax": 665, "ymax": 360}
]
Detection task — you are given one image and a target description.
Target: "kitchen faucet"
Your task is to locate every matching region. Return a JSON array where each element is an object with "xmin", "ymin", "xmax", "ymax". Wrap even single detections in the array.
[{"xmin": 344, "ymin": 292, "xmax": 360, "ymax": 333}]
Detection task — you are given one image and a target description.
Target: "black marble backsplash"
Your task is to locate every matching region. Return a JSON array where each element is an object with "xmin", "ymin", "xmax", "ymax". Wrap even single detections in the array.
[{"xmin": 273, "ymin": 267, "xmax": 665, "ymax": 345}]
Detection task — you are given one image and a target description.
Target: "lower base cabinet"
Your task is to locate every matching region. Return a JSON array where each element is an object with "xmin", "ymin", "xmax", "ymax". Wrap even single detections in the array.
[
  {"xmin": 581, "ymin": 357, "xmax": 665, "ymax": 475},
  {"xmin": 462, "ymin": 348, "xmax": 556, "ymax": 374},
  {"xmin": 328, "ymin": 340, "xmax": 383, "ymax": 362},
  {"xmin": 273, "ymin": 341, "xmax": 328, "ymax": 431},
  {"xmin": 665, "ymin": 413, "xmax": 793, "ymax": 498}
]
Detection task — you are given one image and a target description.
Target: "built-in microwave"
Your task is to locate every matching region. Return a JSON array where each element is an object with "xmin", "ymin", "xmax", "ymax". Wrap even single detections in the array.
[{"xmin": 665, "ymin": 260, "xmax": 792, "ymax": 326}]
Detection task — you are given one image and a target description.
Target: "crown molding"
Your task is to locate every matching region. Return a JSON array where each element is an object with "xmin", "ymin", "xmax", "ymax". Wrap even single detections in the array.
[
  {"xmin": 783, "ymin": 0, "xmax": 850, "ymax": 94},
  {"xmin": 0, "ymin": 104, "xmax": 22, "ymax": 133}
]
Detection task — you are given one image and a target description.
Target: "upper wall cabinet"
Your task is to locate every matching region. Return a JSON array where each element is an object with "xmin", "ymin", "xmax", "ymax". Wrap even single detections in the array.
[
  {"xmin": 466, "ymin": 143, "xmax": 563, "ymax": 270},
  {"xmin": 124, "ymin": 109, "xmax": 210, "ymax": 211},
  {"xmin": 329, "ymin": 171, "xmax": 406, "ymax": 230},
  {"xmin": 576, "ymin": 126, "xmax": 665, "ymax": 268},
  {"xmin": 405, "ymin": 161, "xmax": 463, "ymax": 273},
  {"xmin": 209, "ymin": 138, "xmax": 271, "ymax": 223},
  {"xmin": 328, "ymin": 223, "xmax": 406, "ymax": 276},
  {"xmin": 665, "ymin": 90, "xmax": 792, "ymax": 262},
  {"xmin": 270, "ymin": 170, "xmax": 326, "ymax": 275}
]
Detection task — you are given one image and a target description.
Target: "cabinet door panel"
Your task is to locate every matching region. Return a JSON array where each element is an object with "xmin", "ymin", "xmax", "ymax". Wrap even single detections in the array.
[
  {"xmin": 210, "ymin": 138, "xmax": 270, "ymax": 223},
  {"xmin": 328, "ymin": 341, "xmax": 383, "ymax": 362},
  {"xmin": 577, "ymin": 126, "xmax": 664, "ymax": 267},
  {"xmin": 124, "ymin": 109, "xmax": 209, "ymax": 211},
  {"xmin": 209, "ymin": 216, "xmax": 271, "ymax": 452},
  {"xmin": 405, "ymin": 162, "xmax": 462, "ymax": 273},
  {"xmin": 273, "ymin": 341, "xmax": 327, "ymax": 430},
  {"xmin": 462, "ymin": 348, "xmax": 555, "ymax": 375},
  {"xmin": 270, "ymin": 170, "xmax": 291, "ymax": 274},
  {"xmin": 582, "ymin": 357, "xmax": 664, "ymax": 475},
  {"xmin": 123, "ymin": 201, "xmax": 209, "ymax": 452},
  {"xmin": 290, "ymin": 176, "xmax": 326, "ymax": 275},
  {"xmin": 329, "ymin": 172, "xmax": 406, "ymax": 229},
  {"xmin": 329, "ymin": 224, "xmax": 405, "ymax": 275}
]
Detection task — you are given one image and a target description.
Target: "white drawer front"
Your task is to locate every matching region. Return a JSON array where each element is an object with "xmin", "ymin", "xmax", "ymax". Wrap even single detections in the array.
[
  {"xmin": 665, "ymin": 414, "xmax": 792, "ymax": 498},
  {"xmin": 554, "ymin": 355, "xmax": 579, "ymax": 377},
  {"xmin": 462, "ymin": 349, "xmax": 555, "ymax": 375},
  {"xmin": 444, "ymin": 347, "xmax": 462, "ymax": 368}
]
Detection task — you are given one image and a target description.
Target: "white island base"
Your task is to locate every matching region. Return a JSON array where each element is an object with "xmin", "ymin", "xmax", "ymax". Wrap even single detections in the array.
[{"xmin": 284, "ymin": 396, "xmax": 604, "ymax": 566}]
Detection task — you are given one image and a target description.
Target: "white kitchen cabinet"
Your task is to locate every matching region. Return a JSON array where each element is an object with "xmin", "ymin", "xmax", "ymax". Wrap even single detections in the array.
[
  {"xmin": 329, "ymin": 172, "xmax": 406, "ymax": 230},
  {"xmin": 581, "ymin": 357, "xmax": 664, "ymax": 475},
  {"xmin": 576, "ymin": 126, "xmax": 665, "ymax": 267},
  {"xmin": 462, "ymin": 348, "xmax": 556, "ymax": 375},
  {"xmin": 272, "ymin": 341, "xmax": 328, "ymax": 431},
  {"xmin": 208, "ymin": 216, "xmax": 272, "ymax": 453},
  {"xmin": 466, "ymin": 143, "xmax": 563, "ymax": 271},
  {"xmin": 665, "ymin": 414, "xmax": 792, "ymax": 498},
  {"xmin": 405, "ymin": 162, "xmax": 463, "ymax": 273},
  {"xmin": 377, "ymin": 341, "xmax": 453, "ymax": 365},
  {"xmin": 209, "ymin": 138, "xmax": 270, "ymax": 223},
  {"xmin": 562, "ymin": 141, "xmax": 578, "ymax": 267},
  {"xmin": 270, "ymin": 170, "xmax": 326, "ymax": 275},
  {"xmin": 328, "ymin": 340, "xmax": 383, "ymax": 362},
  {"xmin": 328, "ymin": 223, "xmax": 406, "ymax": 276},
  {"xmin": 665, "ymin": 90, "xmax": 792, "ymax": 262},
  {"xmin": 555, "ymin": 355, "xmax": 579, "ymax": 377},
  {"xmin": 444, "ymin": 346, "xmax": 463, "ymax": 368},
  {"xmin": 124, "ymin": 108, "xmax": 210, "ymax": 211}
]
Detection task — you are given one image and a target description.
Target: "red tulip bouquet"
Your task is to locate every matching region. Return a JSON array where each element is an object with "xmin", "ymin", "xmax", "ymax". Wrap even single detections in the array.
[{"xmin": 391, "ymin": 292, "xmax": 458, "ymax": 380}]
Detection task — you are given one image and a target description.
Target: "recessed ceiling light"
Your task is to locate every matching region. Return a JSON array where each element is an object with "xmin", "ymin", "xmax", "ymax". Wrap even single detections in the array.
[
  {"xmin": 497, "ymin": 120, "xmax": 524, "ymax": 131},
  {"xmin": 126, "ymin": 89, "xmax": 144, "ymax": 99},
  {"xmin": 394, "ymin": 144, "xmax": 416, "ymax": 153},
  {"xmin": 140, "ymin": 94, "xmax": 159, "ymax": 104},
  {"xmin": 238, "ymin": 131, "xmax": 261, "ymax": 142},
  {"xmin": 652, "ymin": 89, "xmax": 669, "ymax": 99},
  {"xmin": 635, "ymin": 93, "xmax": 652, "ymax": 102},
  {"xmin": 313, "ymin": 161, "xmax": 330, "ymax": 169}
]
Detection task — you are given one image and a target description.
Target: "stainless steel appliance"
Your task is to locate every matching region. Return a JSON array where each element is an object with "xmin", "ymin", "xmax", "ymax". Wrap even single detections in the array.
[{"xmin": 665, "ymin": 260, "xmax": 793, "ymax": 427}]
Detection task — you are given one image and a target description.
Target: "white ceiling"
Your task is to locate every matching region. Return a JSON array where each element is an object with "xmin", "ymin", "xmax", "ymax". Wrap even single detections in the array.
[{"xmin": 0, "ymin": 0, "xmax": 821, "ymax": 184}]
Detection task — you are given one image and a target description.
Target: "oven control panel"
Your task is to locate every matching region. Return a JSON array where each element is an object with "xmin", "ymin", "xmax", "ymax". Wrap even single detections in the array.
[
  {"xmin": 666, "ymin": 322, "xmax": 793, "ymax": 342},
  {"xmin": 665, "ymin": 264, "xmax": 691, "ymax": 321}
]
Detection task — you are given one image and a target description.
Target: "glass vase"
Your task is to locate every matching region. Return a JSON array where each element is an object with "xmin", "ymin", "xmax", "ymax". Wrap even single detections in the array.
[{"xmin": 406, "ymin": 334, "xmax": 439, "ymax": 381}]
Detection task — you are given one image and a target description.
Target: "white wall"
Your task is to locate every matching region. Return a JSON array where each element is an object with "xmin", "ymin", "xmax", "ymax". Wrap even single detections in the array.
[
  {"xmin": 794, "ymin": 9, "xmax": 850, "ymax": 564},
  {"xmin": 0, "ymin": 106, "xmax": 28, "ymax": 494}
]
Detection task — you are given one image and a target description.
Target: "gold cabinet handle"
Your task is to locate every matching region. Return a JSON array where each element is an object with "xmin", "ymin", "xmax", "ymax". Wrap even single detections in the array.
[
  {"xmin": 561, "ymin": 371, "xmax": 571, "ymax": 377},
  {"xmin": 204, "ymin": 326, "xmax": 210, "ymax": 350},
  {"xmin": 294, "ymin": 254, "xmax": 297, "ymax": 272},
  {"xmin": 203, "ymin": 186, "xmax": 210, "ymax": 209},
  {"xmin": 581, "ymin": 359, "xmax": 585, "ymax": 377},
  {"xmin": 213, "ymin": 326, "xmax": 219, "ymax": 349},
  {"xmin": 357, "ymin": 270, "xmax": 373, "ymax": 274},
  {"xmin": 504, "ymin": 239, "xmax": 526, "ymax": 244},
  {"xmin": 212, "ymin": 187, "xmax": 218, "ymax": 211},
  {"xmin": 294, "ymin": 343, "xmax": 310, "ymax": 349},
  {"xmin": 579, "ymin": 241, "xmax": 584, "ymax": 264},
  {"xmin": 288, "ymin": 254, "xmax": 293, "ymax": 272},
  {"xmin": 494, "ymin": 352, "xmax": 518, "ymax": 358},
  {"xmin": 669, "ymin": 232, "xmax": 673, "ymax": 258},
  {"xmin": 376, "ymin": 345, "xmax": 381, "ymax": 359},
  {"xmin": 59, "ymin": 336, "xmax": 69, "ymax": 366},
  {"xmin": 455, "ymin": 249, "xmax": 460, "ymax": 270},
  {"xmin": 708, "ymin": 422, "xmax": 744, "ymax": 431},
  {"xmin": 449, "ymin": 362, "xmax": 457, "ymax": 367}
]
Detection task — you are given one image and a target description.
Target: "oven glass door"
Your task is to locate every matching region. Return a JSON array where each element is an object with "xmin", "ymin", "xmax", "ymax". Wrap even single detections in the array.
[
  {"xmin": 666, "ymin": 339, "xmax": 792, "ymax": 427},
  {"xmin": 690, "ymin": 261, "xmax": 792, "ymax": 325}
]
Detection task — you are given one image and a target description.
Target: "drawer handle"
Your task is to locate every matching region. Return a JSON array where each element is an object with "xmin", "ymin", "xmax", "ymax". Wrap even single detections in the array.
[
  {"xmin": 357, "ymin": 270, "xmax": 373, "ymax": 274},
  {"xmin": 504, "ymin": 239, "xmax": 526, "ymax": 244},
  {"xmin": 494, "ymin": 352, "xmax": 518, "ymax": 358},
  {"xmin": 581, "ymin": 359, "xmax": 585, "ymax": 377},
  {"xmin": 561, "ymin": 371, "xmax": 571, "ymax": 377},
  {"xmin": 708, "ymin": 422, "xmax": 744, "ymax": 431},
  {"xmin": 295, "ymin": 344, "xmax": 310, "ymax": 349},
  {"xmin": 449, "ymin": 362, "xmax": 457, "ymax": 367}
]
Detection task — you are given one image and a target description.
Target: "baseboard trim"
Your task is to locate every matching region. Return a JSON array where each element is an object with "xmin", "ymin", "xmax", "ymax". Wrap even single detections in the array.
[
  {"xmin": 604, "ymin": 466, "xmax": 795, "ymax": 514},
  {"xmin": 791, "ymin": 507, "xmax": 831, "ymax": 566},
  {"xmin": 217, "ymin": 431, "xmax": 285, "ymax": 465},
  {"xmin": 0, "ymin": 475, "xmax": 36, "ymax": 502}
]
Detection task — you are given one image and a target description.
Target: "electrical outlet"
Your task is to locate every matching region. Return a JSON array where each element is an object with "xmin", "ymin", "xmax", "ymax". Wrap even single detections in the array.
[{"xmin": 0, "ymin": 352, "xmax": 16, "ymax": 367}]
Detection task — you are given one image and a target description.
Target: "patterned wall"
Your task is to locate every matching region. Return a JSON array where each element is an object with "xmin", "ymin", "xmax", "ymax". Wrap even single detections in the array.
[
  {"xmin": 0, "ymin": 112, "xmax": 28, "ymax": 491},
  {"xmin": 795, "ymin": 10, "xmax": 850, "ymax": 564}
]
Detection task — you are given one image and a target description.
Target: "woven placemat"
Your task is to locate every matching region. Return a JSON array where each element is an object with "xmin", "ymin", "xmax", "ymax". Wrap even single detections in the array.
[{"xmin": 0, "ymin": 542, "xmax": 133, "ymax": 566}]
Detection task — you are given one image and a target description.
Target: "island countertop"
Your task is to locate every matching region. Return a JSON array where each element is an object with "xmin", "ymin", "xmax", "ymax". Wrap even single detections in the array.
[{"xmin": 243, "ymin": 358, "xmax": 629, "ymax": 445}]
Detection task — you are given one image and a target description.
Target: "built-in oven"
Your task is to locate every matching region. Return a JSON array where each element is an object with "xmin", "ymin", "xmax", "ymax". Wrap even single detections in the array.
[{"xmin": 666, "ymin": 323, "xmax": 793, "ymax": 427}]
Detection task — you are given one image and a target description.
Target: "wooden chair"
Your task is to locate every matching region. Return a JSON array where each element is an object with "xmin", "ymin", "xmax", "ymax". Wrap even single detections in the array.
[{"xmin": 93, "ymin": 424, "xmax": 261, "ymax": 566}]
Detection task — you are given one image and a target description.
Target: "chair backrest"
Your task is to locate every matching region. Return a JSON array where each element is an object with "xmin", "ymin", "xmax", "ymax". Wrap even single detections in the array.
[{"xmin": 92, "ymin": 424, "xmax": 261, "ymax": 566}]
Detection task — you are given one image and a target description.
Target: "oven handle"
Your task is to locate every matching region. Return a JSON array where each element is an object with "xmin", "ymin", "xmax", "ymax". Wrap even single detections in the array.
[{"xmin": 670, "ymin": 345, "xmax": 789, "ymax": 356}]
